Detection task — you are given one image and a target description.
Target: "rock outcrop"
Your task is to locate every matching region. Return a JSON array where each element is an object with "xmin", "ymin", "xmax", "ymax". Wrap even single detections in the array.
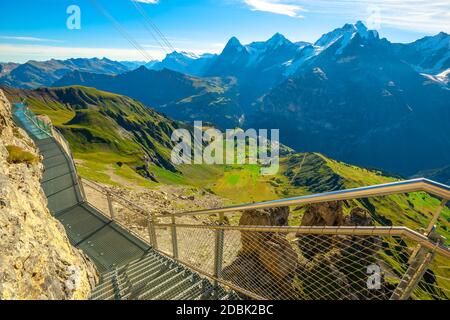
[
  {"xmin": 297, "ymin": 202, "xmax": 391, "ymax": 299},
  {"xmin": 297, "ymin": 201, "xmax": 345, "ymax": 259},
  {"xmin": 0, "ymin": 90, "xmax": 98, "ymax": 300},
  {"xmin": 222, "ymin": 207, "xmax": 298, "ymax": 299},
  {"xmin": 300, "ymin": 201, "xmax": 344, "ymax": 226}
]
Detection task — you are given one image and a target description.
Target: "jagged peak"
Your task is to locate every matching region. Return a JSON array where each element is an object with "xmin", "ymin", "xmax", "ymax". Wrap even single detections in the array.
[
  {"xmin": 221, "ymin": 36, "xmax": 247, "ymax": 56},
  {"xmin": 268, "ymin": 32, "xmax": 285, "ymax": 41},
  {"xmin": 412, "ymin": 31, "xmax": 450, "ymax": 51},
  {"xmin": 134, "ymin": 65, "xmax": 151, "ymax": 73},
  {"xmin": 355, "ymin": 20, "xmax": 368, "ymax": 32},
  {"xmin": 266, "ymin": 32, "xmax": 292, "ymax": 48},
  {"xmin": 165, "ymin": 51, "xmax": 199, "ymax": 59},
  {"xmin": 315, "ymin": 21, "xmax": 379, "ymax": 48},
  {"xmin": 226, "ymin": 36, "xmax": 244, "ymax": 48}
]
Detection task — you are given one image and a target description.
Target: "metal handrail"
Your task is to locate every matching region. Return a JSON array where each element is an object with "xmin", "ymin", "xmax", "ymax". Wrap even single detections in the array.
[
  {"xmin": 81, "ymin": 178, "xmax": 150, "ymax": 217},
  {"xmin": 21, "ymin": 104, "xmax": 52, "ymax": 137},
  {"xmin": 152, "ymin": 223, "xmax": 450, "ymax": 260},
  {"xmin": 156, "ymin": 178, "xmax": 450, "ymax": 218}
]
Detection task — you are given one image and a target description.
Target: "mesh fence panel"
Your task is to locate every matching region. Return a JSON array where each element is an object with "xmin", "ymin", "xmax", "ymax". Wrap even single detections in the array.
[
  {"xmin": 82, "ymin": 181, "xmax": 110, "ymax": 217},
  {"xmin": 155, "ymin": 224, "xmax": 173, "ymax": 257},
  {"xmin": 113, "ymin": 200, "xmax": 150, "ymax": 243},
  {"xmin": 154, "ymin": 223, "xmax": 450, "ymax": 300},
  {"xmin": 222, "ymin": 229, "xmax": 402, "ymax": 300},
  {"xmin": 413, "ymin": 256, "xmax": 450, "ymax": 300},
  {"xmin": 176, "ymin": 227, "xmax": 216, "ymax": 275}
]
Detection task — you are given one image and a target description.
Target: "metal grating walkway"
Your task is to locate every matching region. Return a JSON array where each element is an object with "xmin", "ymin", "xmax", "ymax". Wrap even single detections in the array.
[
  {"xmin": 12, "ymin": 103, "xmax": 238, "ymax": 300},
  {"xmin": 13, "ymin": 104, "xmax": 150, "ymax": 272}
]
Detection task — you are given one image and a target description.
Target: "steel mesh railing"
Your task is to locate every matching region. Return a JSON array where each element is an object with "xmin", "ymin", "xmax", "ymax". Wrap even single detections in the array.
[
  {"xmin": 64, "ymin": 157, "xmax": 450, "ymax": 300},
  {"xmin": 414, "ymin": 261, "xmax": 450, "ymax": 300},
  {"xmin": 150, "ymin": 223, "xmax": 450, "ymax": 300},
  {"xmin": 19, "ymin": 103, "xmax": 53, "ymax": 136},
  {"xmin": 52, "ymin": 127, "xmax": 73, "ymax": 160},
  {"xmin": 80, "ymin": 178, "xmax": 151, "ymax": 245},
  {"xmin": 78, "ymin": 175, "xmax": 450, "ymax": 300}
]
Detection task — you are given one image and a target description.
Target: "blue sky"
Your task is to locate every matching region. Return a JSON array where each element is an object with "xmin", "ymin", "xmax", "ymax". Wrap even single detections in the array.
[{"xmin": 0, "ymin": 0, "xmax": 449, "ymax": 63}]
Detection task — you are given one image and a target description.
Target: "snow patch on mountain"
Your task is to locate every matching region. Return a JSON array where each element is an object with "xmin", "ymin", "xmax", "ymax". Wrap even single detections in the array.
[
  {"xmin": 284, "ymin": 21, "xmax": 381, "ymax": 75},
  {"xmin": 437, "ymin": 68, "xmax": 450, "ymax": 82},
  {"xmin": 422, "ymin": 68, "xmax": 450, "ymax": 87},
  {"xmin": 283, "ymin": 45, "xmax": 320, "ymax": 76}
]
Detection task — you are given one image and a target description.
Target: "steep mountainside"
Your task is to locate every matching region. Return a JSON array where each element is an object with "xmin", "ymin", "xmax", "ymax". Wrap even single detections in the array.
[
  {"xmin": 54, "ymin": 66, "xmax": 225, "ymax": 106},
  {"xmin": 54, "ymin": 67, "xmax": 242, "ymax": 128},
  {"xmin": 3, "ymin": 86, "xmax": 185, "ymax": 184},
  {"xmin": 393, "ymin": 32, "xmax": 450, "ymax": 74},
  {"xmin": 0, "ymin": 90, "xmax": 97, "ymax": 299},
  {"xmin": 0, "ymin": 58, "xmax": 131, "ymax": 89},
  {"xmin": 0, "ymin": 62, "xmax": 20, "ymax": 77},
  {"xmin": 413, "ymin": 166, "xmax": 450, "ymax": 185},
  {"xmin": 204, "ymin": 34, "xmax": 301, "ymax": 99}
]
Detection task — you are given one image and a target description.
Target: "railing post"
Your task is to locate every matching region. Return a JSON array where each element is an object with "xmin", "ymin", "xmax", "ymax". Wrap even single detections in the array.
[
  {"xmin": 407, "ymin": 199, "xmax": 447, "ymax": 264},
  {"xmin": 148, "ymin": 214, "xmax": 158, "ymax": 249},
  {"xmin": 107, "ymin": 192, "xmax": 115, "ymax": 220},
  {"xmin": 171, "ymin": 215, "xmax": 179, "ymax": 260},
  {"xmin": 425, "ymin": 199, "xmax": 448, "ymax": 235},
  {"xmin": 391, "ymin": 198, "xmax": 449, "ymax": 301},
  {"xmin": 78, "ymin": 175, "xmax": 87, "ymax": 201},
  {"xmin": 213, "ymin": 213, "xmax": 225, "ymax": 285},
  {"xmin": 390, "ymin": 247, "xmax": 436, "ymax": 300}
]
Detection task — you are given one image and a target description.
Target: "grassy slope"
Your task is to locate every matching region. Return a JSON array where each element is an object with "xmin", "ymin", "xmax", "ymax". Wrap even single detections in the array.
[{"xmin": 4, "ymin": 86, "xmax": 189, "ymax": 187}]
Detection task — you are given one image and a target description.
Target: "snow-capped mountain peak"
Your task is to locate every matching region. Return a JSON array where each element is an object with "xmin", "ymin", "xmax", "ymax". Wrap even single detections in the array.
[
  {"xmin": 243, "ymin": 33, "xmax": 298, "ymax": 67},
  {"xmin": 171, "ymin": 51, "xmax": 200, "ymax": 60},
  {"xmin": 157, "ymin": 51, "xmax": 199, "ymax": 68},
  {"xmin": 402, "ymin": 32, "xmax": 450, "ymax": 73},
  {"xmin": 224, "ymin": 37, "xmax": 246, "ymax": 53},
  {"xmin": 411, "ymin": 32, "xmax": 450, "ymax": 52},
  {"xmin": 266, "ymin": 32, "xmax": 290, "ymax": 49},
  {"xmin": 315, "ymin": 21, "xmax": 379, "ymax": 49}
]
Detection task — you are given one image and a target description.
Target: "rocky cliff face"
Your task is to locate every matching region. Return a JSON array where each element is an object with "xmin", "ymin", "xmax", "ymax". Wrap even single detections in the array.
[{"xmin": 0, "ymin": 90, "xmax": 98, "ymax": 300}]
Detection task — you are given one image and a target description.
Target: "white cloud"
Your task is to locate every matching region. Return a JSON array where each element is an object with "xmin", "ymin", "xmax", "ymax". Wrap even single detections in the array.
[
  {"xmin": 0, "ymin": 36, "xmax": 63, "ymax": 43},
  {"xmin": 244, "ymin": 0, "xmax": 305, "ymax": 18},
  {"xmin": 0, "ymin": 44, "xmax": 165, "ymax": 63},
  {"xmin": 242, "ymin": 0, "xmax": 450, "ymax": 33},
  {"xmin": 134, "ymin": 0, "xmax": 159, "ymax": 4},
  {"xmin": 310, "ymin": 0, "xmax": 449, "ymax": 33}
]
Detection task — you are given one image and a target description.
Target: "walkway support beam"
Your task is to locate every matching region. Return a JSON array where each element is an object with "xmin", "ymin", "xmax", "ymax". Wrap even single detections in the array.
[
  {"xmin": 213, "ymin": 213, "xmax": 225, "ymax": 285},
  {"xmin": 171, "ymin": 215, "xmax": 179, "ymax": 260}
]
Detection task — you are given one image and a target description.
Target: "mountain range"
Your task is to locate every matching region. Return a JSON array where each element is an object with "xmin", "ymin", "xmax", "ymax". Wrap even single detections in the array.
[
  {"xmin": 0, "ymin": 57, "xmax": 133, "ymax": 89},
  {"xmin": 144, "ymin": 22, "xmax": 449, "ymax": 90},
  {"xmin": 1, "ymin": 21, "xmax": 449, "ymax": 177},
  {"xmin": 250, "ymin": 23, "xmax": 450, "ymax": 175}
]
